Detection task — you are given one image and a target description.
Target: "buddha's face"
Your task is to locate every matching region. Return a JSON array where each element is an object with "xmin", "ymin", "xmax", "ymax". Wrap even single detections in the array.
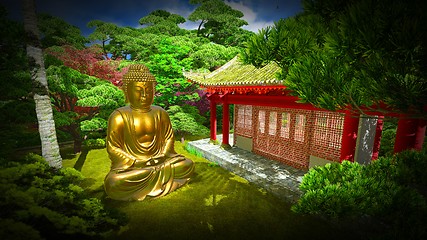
[{"xmin": 126, "ymin": 81, "xmax": 155, "ymax": 110}]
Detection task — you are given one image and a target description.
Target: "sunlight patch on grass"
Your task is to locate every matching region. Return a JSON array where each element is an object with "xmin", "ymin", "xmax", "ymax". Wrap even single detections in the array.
[
  {"xmin": 117, "ymin": 225, "xmax": 131, "ymax": 236},
  {"xmin": 258, "ymin": 187, "xmax": 268, "ymax": 195},
  {"xmin": 204, "ymin": 194, "xmax": 228, "ymax": 207},
  {"xmin": 229, "ymin": 175, "xmax": 249, "ymax": 184},
  {"xmin": 207, "ymin": 222, "xmax": 214, "ymax": 233}
]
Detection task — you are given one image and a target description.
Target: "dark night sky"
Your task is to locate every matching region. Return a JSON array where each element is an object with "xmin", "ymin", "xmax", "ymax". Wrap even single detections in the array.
[{"xmin": 3, "ymin": 0, "xmax": 303, "ymax": 36}]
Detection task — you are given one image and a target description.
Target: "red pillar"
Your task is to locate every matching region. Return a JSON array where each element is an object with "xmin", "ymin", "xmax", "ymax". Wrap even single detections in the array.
[
  {"xmin": 371, "ymin": 116, "xmax": 384, "ymax": 160},
  {"xmin": 339, "ymin": 110, "xmax": 359, "ymax": 162},
  {"xmin": 209, "ymin": 100, "xmax": 217, "ymax": 143},
  {"xmin": 394, "ymin": 116, "xmax": 426, "ymax": 153},
  {"xmin": 221, "ymin": 102, "xmax": 231, "ymax": 148}
]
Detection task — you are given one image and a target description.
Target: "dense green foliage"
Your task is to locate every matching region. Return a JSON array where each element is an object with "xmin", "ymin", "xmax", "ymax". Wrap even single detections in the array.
[
  {"xmin": 147, "ymin": 37, "xmax": 198, "ymax": 108},
  {"xmin": 378, "ymin": 120, "xmax": 398, "ymax": 157},
  {"xmin": 139, "ymin": 9, "xmax": 187, "ymax": 36},
  {"xmin": 190, "ymin": 42, "xmax": 240, "ymax": 71},
  {"xmin": 38, "ymin": 13, "xmax": 88, "ymax": 49},
  {"xmin": 0, "ymin": 6, "xmax": 40, "ymax": 155},
  {"xmin": 0, "ymin": 153, "xmax": 126, "ymax": 239},
  {"xmin": 243, "ymin": 14, "xmax": 325, "ymax": 75},
  {"xmin": 293, "ymin": 149, "xmax": 427, "ymax": 239},
  {"xmin": 168, "ymin": 105, "xmax": 210, "ymax": 140},
  {"xmin": 46, "ymin": 65, "xmax": 124, "ymax": 152},
  {"xmin": 244, "ymin": 0, "xmax": 427, "ymax": 116}
]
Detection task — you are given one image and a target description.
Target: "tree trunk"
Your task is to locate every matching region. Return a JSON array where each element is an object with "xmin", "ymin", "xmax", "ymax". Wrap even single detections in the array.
[
  {"xmin": 197, "ymin": 20, "xmax": 205, "ymax": 36},
  {"xmin": 74, "ymin": 138, "xmax": 83, "ymax": 154},
  {"xmin": 23, "ymin": 0, "xmax": 62, "ymax": 169},
  {"xmin": 70, "ymin": 125, "xmax": 83, "ymax": 154}
]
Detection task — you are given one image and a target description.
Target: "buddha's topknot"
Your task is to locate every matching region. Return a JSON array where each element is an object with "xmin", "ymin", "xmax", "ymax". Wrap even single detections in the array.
[{"xmin": 123, "ymin": 64, "xmax": 156, "ymax": 83}]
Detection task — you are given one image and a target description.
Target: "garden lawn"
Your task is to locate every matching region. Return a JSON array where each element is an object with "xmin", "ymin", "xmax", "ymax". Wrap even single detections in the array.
[{"xmin": 62, "ymin": 142, "xmax": 358, "ymax": 240}]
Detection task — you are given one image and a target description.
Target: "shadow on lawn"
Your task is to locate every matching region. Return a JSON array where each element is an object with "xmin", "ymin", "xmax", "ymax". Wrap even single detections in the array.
[
  {"xmin": 73, "ymin": 148, "xmax": 89, "ymax": 171},
  {"xmin": 101, "ymin": 161, "xmax": 361, "ymax": 240}
]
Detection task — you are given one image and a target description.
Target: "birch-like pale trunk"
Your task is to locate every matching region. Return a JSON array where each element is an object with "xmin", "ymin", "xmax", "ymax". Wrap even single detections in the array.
[{"xmin": 23, "ymin": 0, "xmax": 62, "ymax": 168}]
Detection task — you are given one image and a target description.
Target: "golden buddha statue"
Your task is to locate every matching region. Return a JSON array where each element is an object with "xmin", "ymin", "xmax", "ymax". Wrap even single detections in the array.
[{"xmin": 104, "ymin": 64, "xmax": 194, "ymax": 201}]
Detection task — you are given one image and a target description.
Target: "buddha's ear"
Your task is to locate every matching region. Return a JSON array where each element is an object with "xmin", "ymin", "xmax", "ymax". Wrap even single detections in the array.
[{"xmin": 122, "ymin": 88, "xmax": 129, "ymax": 103}]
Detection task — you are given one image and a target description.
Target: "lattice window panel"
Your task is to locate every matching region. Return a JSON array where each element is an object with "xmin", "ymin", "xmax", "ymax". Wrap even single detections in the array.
[
  {"xmin": 258, "ymin": 110, "xmax": 266, "ymax": 134},
  {"xmin": 237, "ymin": 106, "xmax": 245, "ymax": 129},
  {"xmin": 249, "ymin": 106, "xmax": 346, "ymax": 170},
  {"xmin": 280, "ymin": 112, "xmax": 290, "ymax": 138},
  {"xmin": 268, "ymin": 111, "xmax": 277, "ymax": 135},
  {"xmin": 235, "ymin": 104, "xmax": 253, "ymax": 137},
  {"xmin": 311, "ymin": 111, "xmax": 344, "ymax": 162},
  {"xmin": 294, "ymin": 114, "xmax": 306, "ymax": 142},
  {"xmin": 244, "ymin": 105, "xmax": 252, "ymax": 130},
  {"xmin": 253, "ymin": 107, "xmax": 312, "ymax": 170}
]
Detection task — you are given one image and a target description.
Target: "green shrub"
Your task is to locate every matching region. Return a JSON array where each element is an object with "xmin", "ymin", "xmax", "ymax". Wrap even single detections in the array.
[
  {"xmin": 83, "ymin": 138, "xmax": 106, "ymax": 149},
  {"xmin": 0, "ymin": 153, "xmax": 126, "ymax": 239},
  {"xmin": 293, "ymin": 150, "xmax": 427, "ymax": 239},
  {"xmin": 393, "ymin": 148, "xmax": 427, "ymax": 188},
  {"xmin": 298, "ymin": 161, "xmax": 363, "ymax": 192},
  {"xmin": 293, "ymin": 161, "xmax": 400, "ymax": 218}
]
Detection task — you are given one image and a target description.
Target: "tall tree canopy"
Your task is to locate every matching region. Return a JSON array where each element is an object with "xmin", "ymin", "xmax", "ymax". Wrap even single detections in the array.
[
  {"xmin": 38, "ymin": 13, "xmax": 88, "ymax": 49},
  {"xmin": 107, "ymin": 27, "xmax": 162, "ymax": 61},
  {"xmin": 87, "ymin": 20, "xmax": 121, "ymax": 57},
  {"xmin": 244, "ymin": 0, "xmax": 427, "ymax": 117},
  {"xmin": 139, "ymin": 9, "xmax": 187, "ymax": 36},
  {"xmin": 188, "ymin": 0, "xmax": 248, "ymax": 45},
  {"xmin": 147, "ymin": 36, "xmax": 199, "ymax": 108}
]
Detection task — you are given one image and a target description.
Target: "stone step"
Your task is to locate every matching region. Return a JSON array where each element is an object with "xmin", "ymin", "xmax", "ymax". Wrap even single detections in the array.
[{"xmin": 187, "ymin": 135, "xmax": 307, "ymax": 203}]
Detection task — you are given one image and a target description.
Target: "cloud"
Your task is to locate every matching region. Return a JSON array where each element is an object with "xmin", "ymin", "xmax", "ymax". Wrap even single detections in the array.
[
  {"xmin": 242, "ymin": 20, "xmax": 274, "ymax": 33},
  {"xmin": 164, "ymin": 3, "xmax": 199, "ymax": 30},
  {"xmin": 179, "ymin": 21, "xmax": 199, "ymax": 31},
  {"xmin": 226, "ymin": 1, "xmax": 256, "ymax": 22},
  {"xmin": 164, "ymin": 5, "xmax": 195, "ymax": 19},
  {"xmin": 225, "ymin": 1, "xmax": 274, "ymax": 32}
]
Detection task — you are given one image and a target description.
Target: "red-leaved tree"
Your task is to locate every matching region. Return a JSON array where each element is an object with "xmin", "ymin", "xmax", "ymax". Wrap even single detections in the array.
[{"xmin": 45, "ymin": 45, "xmax": 126, "ymax": 86}]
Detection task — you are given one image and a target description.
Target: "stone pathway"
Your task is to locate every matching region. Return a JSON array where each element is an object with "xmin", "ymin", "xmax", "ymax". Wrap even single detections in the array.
[{"xmin": 187, "ymin": 134, "xmax": 307, "ymax": 203}]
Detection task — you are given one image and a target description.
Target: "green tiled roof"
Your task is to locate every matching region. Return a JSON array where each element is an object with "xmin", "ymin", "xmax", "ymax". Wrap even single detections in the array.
[{"xmin": 184, "ymin": 55, "xmax": 282, "ymax": 87}]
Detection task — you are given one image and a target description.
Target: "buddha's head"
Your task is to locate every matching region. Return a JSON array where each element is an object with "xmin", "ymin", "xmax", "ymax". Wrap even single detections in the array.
[{"xmin": 122, "ymin": 64, "xmax": 156, "ymax": 111}]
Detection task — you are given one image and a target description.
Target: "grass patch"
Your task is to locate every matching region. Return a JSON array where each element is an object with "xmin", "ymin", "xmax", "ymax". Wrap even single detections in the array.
[
  {"xmin": 183, "ymin": 142, "xmax": 204, "ymax": 158},
  {"xmin": 62, "ymin": 141, "xmax": 360, "ymax": 240}
]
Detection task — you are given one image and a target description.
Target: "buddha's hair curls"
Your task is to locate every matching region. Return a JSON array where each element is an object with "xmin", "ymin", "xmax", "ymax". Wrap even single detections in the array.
[{"xmin": 122, "ymin": 64, "xmax": 156, "ymax": 93}]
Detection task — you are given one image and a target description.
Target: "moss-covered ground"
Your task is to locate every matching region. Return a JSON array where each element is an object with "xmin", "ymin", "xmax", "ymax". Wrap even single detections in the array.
[{"xmin": 62, "ymin": 142, "xmax": 359, "ymax": 240}]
